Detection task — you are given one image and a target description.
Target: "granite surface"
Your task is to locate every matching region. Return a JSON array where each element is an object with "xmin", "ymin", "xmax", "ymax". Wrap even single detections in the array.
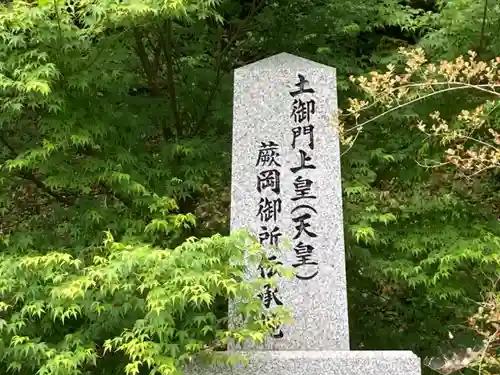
[
  {"xmin": 199, "ymin": 52, "xmax": 424, "ymax": 375},
  {"xmin": 231, "ymin": 52, "xmax": 349, "ymax": 351},
  {"xmin": 183, "ymin": 350, "xmax": 422, "ymax": 375}
]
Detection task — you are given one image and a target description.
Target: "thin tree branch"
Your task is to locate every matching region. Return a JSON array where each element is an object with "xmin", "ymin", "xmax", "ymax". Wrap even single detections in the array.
[
  {"xmin": 0, "ymin": 134, "xmax": 15, "ymax": 154},
  {"xmin": 158, "ymin": 19, "xmax": 182, "ymax": 139},
  {"xmin": 462, "ymin": 135, "xmax": 500, "ymax": 151},
  {"xmin": 133, "ymin": 27, "xmax": 161, "ymax": 96},
  {"xmin": 53, "ymin": 0, "xmax": 63, "ymax": 58},
  {"xmin": 145, "ymin": 32, "xmax": 163, "ymax": 81},
  {"xmin": 0, "ymin": 133, "xmax": 74, "ymax": 205},
  {"xmin": 479, "ymin": 0, "xmax": 489, "ymax": 52},
  {"xmin": 173, "ymin": 54, "xmax": 198, "ymax": 126},
  {"xmin": 21, "ymin": 170, "xmax": 74, "ymax": 205},
  {"xmin": 400, "ymin": 81, "xmax": 500, "ymax": 96},
  {"xmin": 346, "ymin": 84, "xmax": 500, "ymax": 133},
  {"xmin": 345, "ymin": 81, "xmax": 500, "ymax": 129},
  {"xmin": 195, "ymin": 0, "xmax": 267, "ymax": 130},
  {"xmin": 414, "ymin": 159, "xmax": 450, "ymax": 169},
  {"xmin": 478, "ymin": 328, "xmax": 499, "ymax": 375},
  {"xmin": 97, "ymin": 182, "xmax": 135, "ymax": 209},
  {"xmin": 340, "ymin": 127, "xmax": 362, "ymax": 157},
  {"xmin": 194, "ymin": 26, "xmax": 225, "ymax": 133},
  {"xmin": 78, "ymin": 28, "xmax": 131, "ymax": 75}
]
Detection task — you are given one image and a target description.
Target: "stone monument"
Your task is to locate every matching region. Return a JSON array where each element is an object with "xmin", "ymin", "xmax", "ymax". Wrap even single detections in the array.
[{"xmin": 183, "ymin": 53, "xmax": 421, "ymax": 375}]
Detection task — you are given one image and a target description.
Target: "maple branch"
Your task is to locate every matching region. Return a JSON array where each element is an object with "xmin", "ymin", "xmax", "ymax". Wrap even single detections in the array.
[
  {"xmin": 0, "ymin": 133, "xmax": 74, "ymax": 205},
  {"xmin": 159, "ymin": 19, "xmax": 183, "ymax": 139},
  {"xmin": 195, "ymin": 0, "xmax": 267, "ymax": 130},
  {"xmin": 346, "ymin": 83, "xmax": 500, "ymax": 133},
  {"xmin": 133, "ymin": 27, "xmax": 162, "ymax": 96}
]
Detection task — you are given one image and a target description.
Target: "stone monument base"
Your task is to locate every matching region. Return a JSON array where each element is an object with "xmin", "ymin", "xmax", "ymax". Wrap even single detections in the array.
[{"xmin": 184, "ymin": 350, "xmax": 421, "ymax": 375}]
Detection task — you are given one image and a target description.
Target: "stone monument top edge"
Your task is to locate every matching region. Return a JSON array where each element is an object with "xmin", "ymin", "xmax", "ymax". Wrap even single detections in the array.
[{"xmin": 234, "ymin": 52, "xmax": 337, "ymax": 73}]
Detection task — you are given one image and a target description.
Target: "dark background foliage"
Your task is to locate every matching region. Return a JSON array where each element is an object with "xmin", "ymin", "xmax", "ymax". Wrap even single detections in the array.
[{"xmin": 0, "ymin": 0, "xmax": 499, "ymax": 374}]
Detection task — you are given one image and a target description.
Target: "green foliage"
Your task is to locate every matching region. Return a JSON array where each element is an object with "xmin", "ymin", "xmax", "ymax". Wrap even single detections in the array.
[
  {"xmin": 234, "ymin": 0, "xmax": 428, "ymax": 88},
  {"xmin": 341, "ymin": 40, "xmax": 500, "ymax": 373},
  {"xmin": 420, "ymin": 0, "xmax": 500, "ymax": 60},
  {"xmin": 2, "ymin": 0, "xmax": 500, "ymax": 374},
  {"xmin": 342, "ymin": 120, "xmax": 500, "ymax": 368},
  {"xmin": 0, "ymin": 231, "xmax": 290, "ymax": 375},
  {"xmin": 0, "ymin": 0, "xmax": 288, "ymax": 373},
  {"xmin": 0, "ymin": 0, "xmax": 231, "ymax": 254}
]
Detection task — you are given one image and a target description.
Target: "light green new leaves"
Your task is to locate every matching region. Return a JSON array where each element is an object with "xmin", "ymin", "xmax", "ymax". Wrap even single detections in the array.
[{"xmin": 0, "ymin": 231, "xmax": 290, "ymax": 374}]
